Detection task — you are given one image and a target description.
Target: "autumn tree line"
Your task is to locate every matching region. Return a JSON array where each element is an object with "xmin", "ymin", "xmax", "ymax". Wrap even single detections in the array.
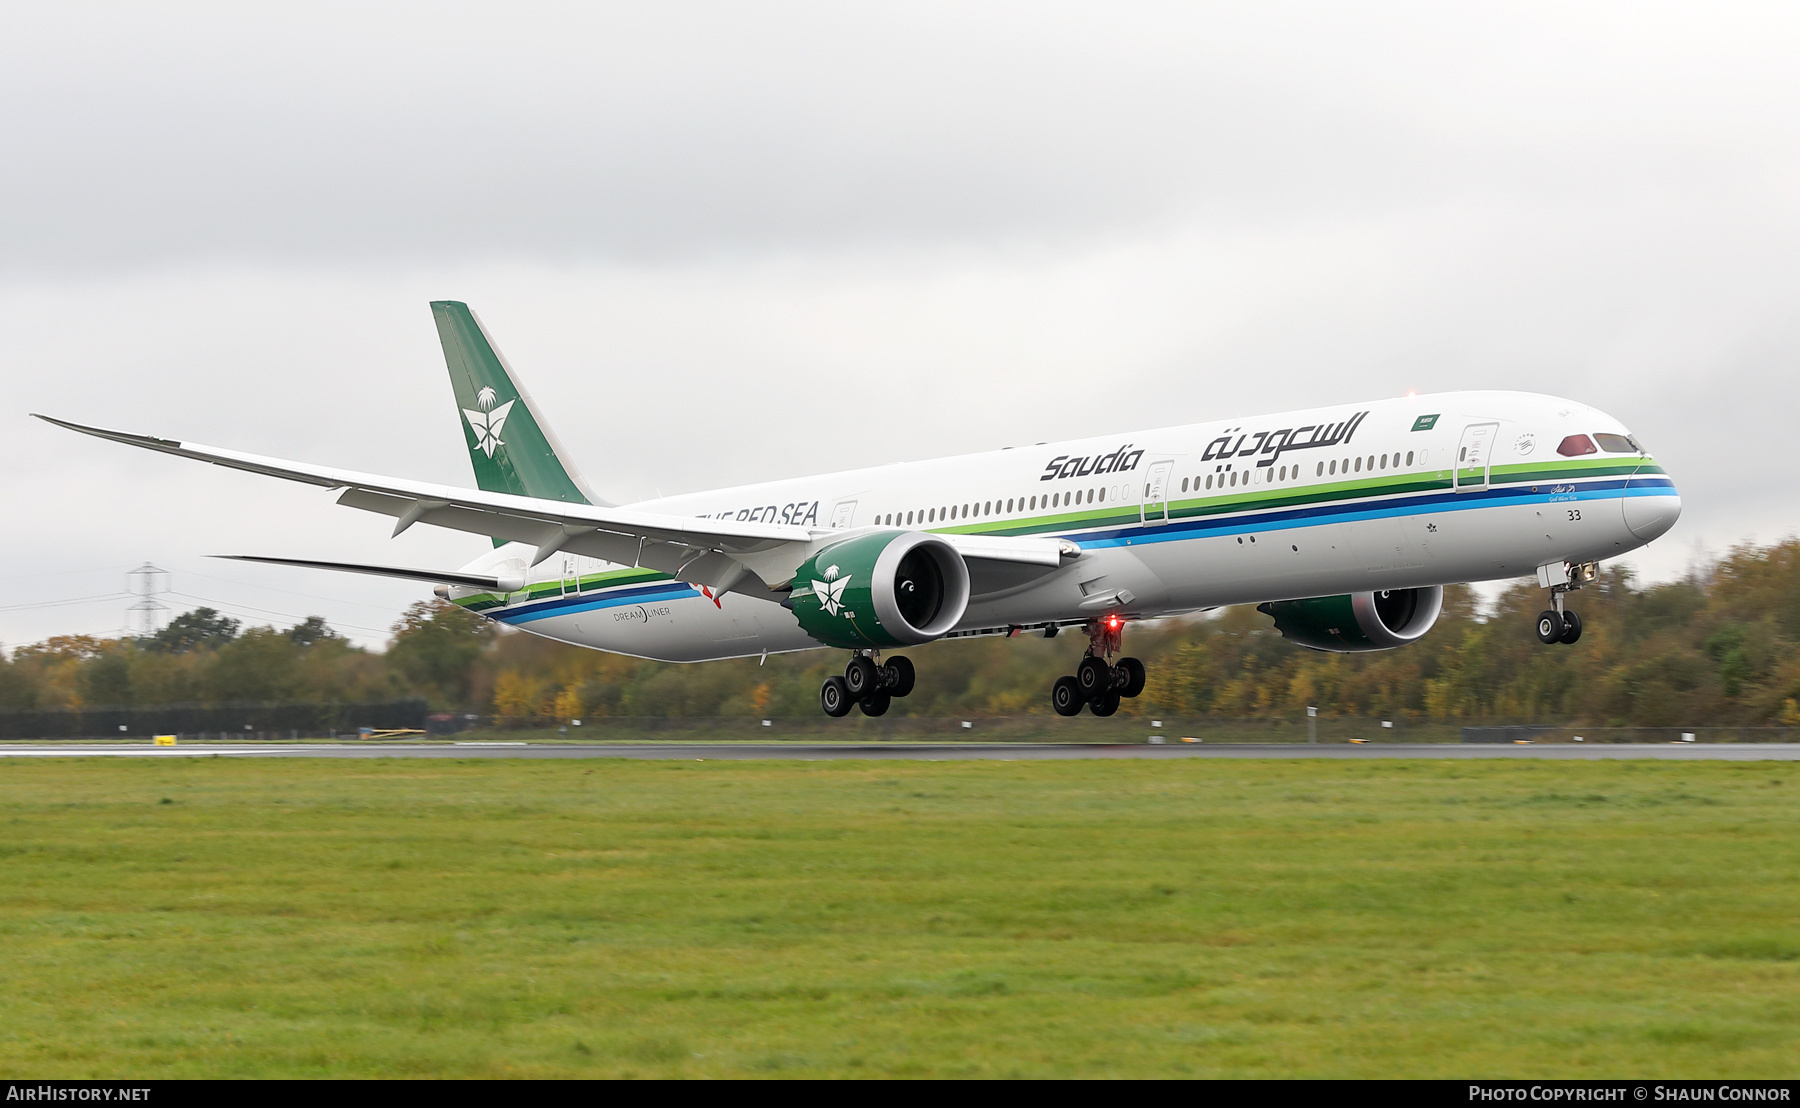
[{"xmin": 5, "ymin": 540, "xmax": 1800, "ymax": 727}]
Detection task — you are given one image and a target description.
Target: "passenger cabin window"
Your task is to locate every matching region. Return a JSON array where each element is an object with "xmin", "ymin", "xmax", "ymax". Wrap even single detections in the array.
[
  {"xmin": 1557, "ymin": 435, "xmax": 1598, "ymax": 457},
  {"xmin": 1405, "ymin": 451, "xmax": 1414, "ymax": 466},
  {"xmin": 1593, "ymin": 433, "xmax": 1638, "ymax": 453}
]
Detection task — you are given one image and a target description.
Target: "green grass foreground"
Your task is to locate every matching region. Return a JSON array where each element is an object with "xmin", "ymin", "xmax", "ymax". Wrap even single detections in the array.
[{"xmin": 1, "ymin": 759, "xmax": 1796, "ymax": 1078}]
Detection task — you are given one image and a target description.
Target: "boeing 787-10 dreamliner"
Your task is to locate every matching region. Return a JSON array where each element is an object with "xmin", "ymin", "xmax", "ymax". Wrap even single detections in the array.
[{"xmin": 39, "ymin": 302, "xmax": 1680, "ymax": 717}]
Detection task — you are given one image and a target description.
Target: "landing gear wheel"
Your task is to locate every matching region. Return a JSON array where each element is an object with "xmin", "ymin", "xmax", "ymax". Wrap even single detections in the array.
[
  {"xmin": 1051, "ymin": 676, "xmax": 1084, "ymax": 717},
  {"xmin": 820, "ymin": 676, "xmax": 853, "ymax": 717},
  {"xmin": 883, "ymin": 655, "xmax": 915, "ymax": 698},
  {"xmin": 1076, "ymin": 655, "xmax": 1111, "ymax": 700},
  {"xmin": 1117, "ymin": 657, "xmax": 1146, "ymax": 699},
  {"xmin": 1535, "ymin": 610, "xmax": 1562, "ymax": 645},
  {"xmin": 859, "ymin": 692, "xmax": 891, "ymax": 717},
  {"xmin": 1558, "ymin": 610, "xmax": 1583, "ymax": 645},
  {"xmin": 844, "ymin": 656, "xmax": 879, "ymax": 697},
  {"xmin": 1089, "ymin": 691, "xmax": 1121, "ymax": 717}
]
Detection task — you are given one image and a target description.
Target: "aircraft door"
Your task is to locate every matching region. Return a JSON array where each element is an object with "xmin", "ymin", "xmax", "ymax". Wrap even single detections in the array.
[
  {"xmin": 829, "ymin": 499, "xmax": 858, "ymax": 529},
  {"xmin": 561, "ymin": 555, "xmax": 581, "ymax": 596},
  {"xmin": 1140, "ymin": 459, "xmax": 1174, "ymax": 525},
  {"xmin": 1455, "ymin": 422, "xmax": 1499, "ymax": 493}
]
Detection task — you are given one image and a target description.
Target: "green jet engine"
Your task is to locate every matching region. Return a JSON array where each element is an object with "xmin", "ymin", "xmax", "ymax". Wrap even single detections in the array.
[
  {"xmin": 785, "ymin": 530, "xmax": 971, "ymax": 649},
  {"xmin": 1257, "ymin": 586, "xmax": 1444, "ymax": 652}
]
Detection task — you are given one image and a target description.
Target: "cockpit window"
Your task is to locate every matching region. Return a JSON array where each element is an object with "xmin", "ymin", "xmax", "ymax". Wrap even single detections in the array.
[
  {"xmin": 1556, "ymin": 434, "xmax": 1597, "ymax": 457},
  {"xmin": 1593, "ymin": 432, "xmax": 1639, "ymax": 453}
]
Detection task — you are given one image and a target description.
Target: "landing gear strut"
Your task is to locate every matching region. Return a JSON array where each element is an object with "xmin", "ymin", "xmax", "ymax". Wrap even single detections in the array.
[
  {"xmin": 1535, "ymin": 560, "xmax": 1595, "ymax": 646},
  {"xmin": 1051, "ymin": 616, "xmax": 1147, "ymax": 717},
  {"xmin": 820, "ymin": 652, "xmax": 915, "ymax": 717}
]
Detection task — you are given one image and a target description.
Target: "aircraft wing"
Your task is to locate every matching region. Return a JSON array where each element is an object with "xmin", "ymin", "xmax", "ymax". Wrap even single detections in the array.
[
  {"xmin": 40, "ymin": 415, "xmax": 1081, "ymax": 595},
  {"xmin": 37, "ymin": 415, "xmax": 809, "ymax": 592}
]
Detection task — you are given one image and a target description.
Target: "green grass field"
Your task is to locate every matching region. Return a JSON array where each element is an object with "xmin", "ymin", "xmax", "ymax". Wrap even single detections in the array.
[{"xmin": 1, "ymin": 757, "xmax": 1796, "ymax": 1078}]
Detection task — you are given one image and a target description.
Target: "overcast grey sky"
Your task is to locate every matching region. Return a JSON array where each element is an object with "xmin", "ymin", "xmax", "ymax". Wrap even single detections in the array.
[{"xmin": 5, "ymin": 2, "xmax": 1798, "ymax": 648}]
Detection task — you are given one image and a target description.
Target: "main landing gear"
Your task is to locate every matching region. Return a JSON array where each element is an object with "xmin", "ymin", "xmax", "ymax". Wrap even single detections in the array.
[
  {"xmin": 1535, "ymin": 560, "xmax": 1597, "ymax": 646},
  {"xmin": 820, "ymin": 653, "xmax": 915, "ymax": 717},
  {"xmin": 1051, "ymin": 616, "xmax": 1146, "ymax": 717}
]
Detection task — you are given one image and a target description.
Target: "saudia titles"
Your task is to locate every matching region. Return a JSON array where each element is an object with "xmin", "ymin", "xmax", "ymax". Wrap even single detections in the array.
[
  {"xmin": 1039, "ymin": 443, "xmax": 1147, "ymax": 482},
  {"xmin": 1037, "ymin": 412, "xmax": 1369, "ymax": 481},
  {"xmin": 1201, "ymin": 411, "xmax": 1369, "ymax": 469}
]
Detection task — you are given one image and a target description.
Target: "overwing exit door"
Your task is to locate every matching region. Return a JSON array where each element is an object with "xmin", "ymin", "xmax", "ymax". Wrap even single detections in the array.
[{"xmin": 1455, "ymin": 422, "xmax": 1499, "ymax": 493}]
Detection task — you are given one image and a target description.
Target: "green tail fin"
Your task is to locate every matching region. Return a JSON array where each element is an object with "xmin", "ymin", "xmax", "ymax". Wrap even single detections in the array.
[{"xmin": 431, "ymin": 301, "xmax": 601, "ymax": 509}]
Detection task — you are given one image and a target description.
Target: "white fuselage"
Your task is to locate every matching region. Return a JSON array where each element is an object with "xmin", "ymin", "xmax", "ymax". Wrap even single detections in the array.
[{"xmin": 450, "ymin": 391, "xmax": 1680, "ymax": 661}]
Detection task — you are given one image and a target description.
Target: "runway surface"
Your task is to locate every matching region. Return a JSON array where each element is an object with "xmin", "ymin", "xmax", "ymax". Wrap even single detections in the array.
[{"xmin": 4, "ymin": 742, "xmax": 1800, "ymax": 760}]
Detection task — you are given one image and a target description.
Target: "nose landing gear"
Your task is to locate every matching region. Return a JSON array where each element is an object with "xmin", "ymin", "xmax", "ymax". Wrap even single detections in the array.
[
  {"xmin": 820, "ymin": 652, "xmax": 915, "ymax": 717},
  {"xmin": 1535, "ymin": 608, "xmax": 1583, "ymax": 644},
  {"xmin": 1051, "ymin": 616, "xmax": 1147, "ymax": 716},
  {"xmin": 1535, "ymin": 560, "xmax": 1596, "ymax": 646}
]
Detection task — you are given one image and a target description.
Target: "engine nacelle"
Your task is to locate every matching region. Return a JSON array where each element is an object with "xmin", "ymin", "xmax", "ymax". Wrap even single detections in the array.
[
  {"xmin": 787, "ymin": 530, "xmax": 971, "ymax": 649},
  {"xmin": 1257, "ymin": 586, "xmax": 1444, "ymax": 652}
]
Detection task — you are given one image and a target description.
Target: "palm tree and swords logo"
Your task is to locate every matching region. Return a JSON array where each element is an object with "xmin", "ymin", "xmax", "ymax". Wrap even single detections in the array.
[
  {"xmin": 463, "ymin": 386, "xmax": 516, "ymax": 458},
  {"xmin": 811, "ymin": 564, "xmax": 853, "ymax": 616}
]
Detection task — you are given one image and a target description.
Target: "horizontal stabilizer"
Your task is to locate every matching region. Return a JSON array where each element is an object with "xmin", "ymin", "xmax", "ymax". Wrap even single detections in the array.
[{"xmin": 214, "ymin": 555, "xmax": 524, "ymax": 593}]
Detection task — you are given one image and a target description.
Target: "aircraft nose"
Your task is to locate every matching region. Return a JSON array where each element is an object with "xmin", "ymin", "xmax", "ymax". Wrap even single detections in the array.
[{"xmin": 1623, "ymin": 487, "xmax": 1681, "ymax": 541}]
